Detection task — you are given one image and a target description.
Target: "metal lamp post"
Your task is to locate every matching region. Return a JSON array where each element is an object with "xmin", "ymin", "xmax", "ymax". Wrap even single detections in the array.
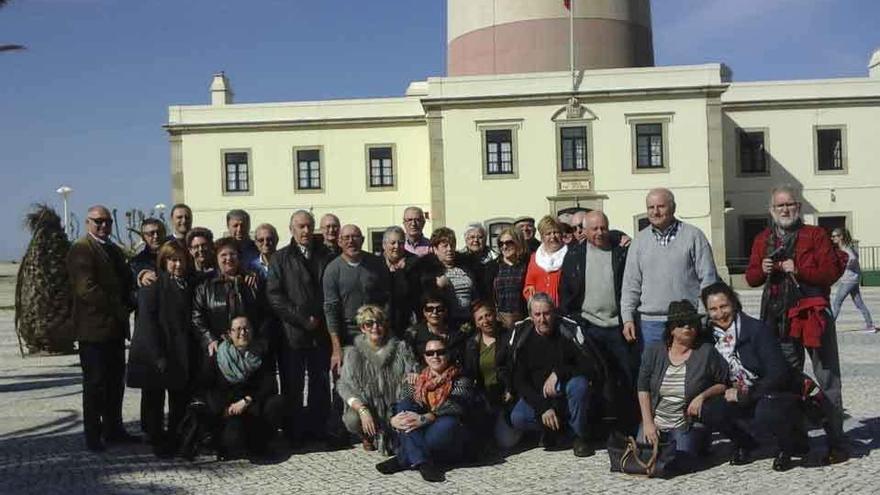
[{"xmin": 56, "ymin": 185, "xmax": 73, "ymax": 238}]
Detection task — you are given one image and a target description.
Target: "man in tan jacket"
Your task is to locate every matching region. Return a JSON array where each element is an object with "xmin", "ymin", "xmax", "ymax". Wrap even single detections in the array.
[{"xmin": 67, "ymin": 205, "xmax": 136, "ymax": 451}]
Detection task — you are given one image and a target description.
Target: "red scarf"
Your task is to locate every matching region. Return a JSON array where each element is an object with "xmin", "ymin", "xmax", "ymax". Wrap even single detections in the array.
[{"xmin": 413, "ymin": 366, "xmax": 460, "ymax": 411}]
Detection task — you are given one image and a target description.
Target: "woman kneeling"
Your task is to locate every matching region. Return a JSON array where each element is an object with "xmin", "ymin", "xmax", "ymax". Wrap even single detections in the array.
[
  {"xmin": 203, "ymin": 315, "xmax": 283, "ymax": 460},
  {"xmin": 376, "ymin": 337, "xmax": 474, "ymax": 482}
]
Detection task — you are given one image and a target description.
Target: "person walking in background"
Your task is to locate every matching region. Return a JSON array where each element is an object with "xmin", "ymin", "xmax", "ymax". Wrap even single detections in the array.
[{"xmin": 830, "ymin": 227, "xmax": 878, "ymax": 333}]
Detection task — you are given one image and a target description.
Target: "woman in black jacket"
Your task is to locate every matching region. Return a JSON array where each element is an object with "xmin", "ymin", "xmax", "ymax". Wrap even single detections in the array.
[
  {"xmin": 127, "ymin": 242, "xmax": 193, "ymax": 456},
  {"xmin": 701, "ymin": 282, "xmax": 808, "ymax": 471},
  {"xmin": 192, "ymin": 237, "xmax": 268, "ymax": 359},
  {"xmin": 202, "ymin": 315, "xmax": 283, "ymax": 460}
]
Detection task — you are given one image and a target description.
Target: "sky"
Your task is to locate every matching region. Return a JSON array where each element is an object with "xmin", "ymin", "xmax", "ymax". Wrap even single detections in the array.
[{"xmin": 1, "ymin": 0, "xmax": 878, "ymax": 260}]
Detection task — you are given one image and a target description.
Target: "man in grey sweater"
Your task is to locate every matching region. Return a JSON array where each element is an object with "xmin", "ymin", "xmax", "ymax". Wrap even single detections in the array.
[
  {"xmin": 620, "ymin": 188, "xmax": 718, "ymax": 352},
  {"xmin": 323, "ymin": 224, "xmax": 390, "ymax": 374}
]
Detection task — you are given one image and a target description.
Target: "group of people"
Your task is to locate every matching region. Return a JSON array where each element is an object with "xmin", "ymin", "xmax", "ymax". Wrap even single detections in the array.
[{"xmin": 64, "ymin": 184, "xmax": 860, "ymax": 481}]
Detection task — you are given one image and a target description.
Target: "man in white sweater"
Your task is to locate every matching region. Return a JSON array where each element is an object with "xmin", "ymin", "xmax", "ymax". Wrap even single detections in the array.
[{"xmin": 620, "ymin": 188, "xmax": 719, "ymax": 352}]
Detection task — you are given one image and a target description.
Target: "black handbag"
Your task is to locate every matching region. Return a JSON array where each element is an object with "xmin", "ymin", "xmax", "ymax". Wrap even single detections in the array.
[{"xmin": 607, "ymin": 432, "xmax": 672, "ymax": 478}]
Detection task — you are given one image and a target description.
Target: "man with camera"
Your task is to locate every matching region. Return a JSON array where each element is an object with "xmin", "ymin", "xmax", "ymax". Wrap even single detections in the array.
[{"xmin": 745, "ymin": 185, "xmax": 849, "ymax": 464}]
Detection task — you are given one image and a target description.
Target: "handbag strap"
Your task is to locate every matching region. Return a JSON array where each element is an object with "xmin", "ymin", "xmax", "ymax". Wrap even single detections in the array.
[{"xmin": 625, "ymin": 436, "xmax": 660, "ymax": 476}]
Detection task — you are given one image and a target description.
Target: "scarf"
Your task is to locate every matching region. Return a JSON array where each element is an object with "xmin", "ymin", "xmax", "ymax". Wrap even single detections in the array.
[
  {"xmin": 759, "ymin": 219, "xmax": 801, "ymax": 339},
  {"xmin": 216, "ymin": 340, "xmax": 263, "ymax": 384},
  {"xmin": 535, "ymin": 243, "xmax": 568, "ymax": 273},
  {"xmin": 413, "ymin": 365, "xmax": 460, "ymax": 412}
]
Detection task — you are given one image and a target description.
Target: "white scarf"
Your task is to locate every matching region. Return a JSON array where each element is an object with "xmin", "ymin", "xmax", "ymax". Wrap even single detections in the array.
[{"xmin": 535, "ymin": 243, "xmax": 568, "ymax": 272}]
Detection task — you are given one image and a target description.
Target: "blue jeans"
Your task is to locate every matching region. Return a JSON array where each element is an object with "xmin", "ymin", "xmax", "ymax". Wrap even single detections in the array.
[
  {"xmin": 832, "ymin": 280, "xmax": 874, "ymax": 327},
  {"xmin": 638, "ymin": 319, "xmax": 666, "ymax": 348},
  {"xmin": 584, "ymin": 323, "xmax": 638, "ymax": 389},
  {"xmin": 395, "ymin": 399, "xmax": 465, "ymax": 467},
  {"xmin": 510, "ymin": 375, "xmax": 590, "ymax": 438}
]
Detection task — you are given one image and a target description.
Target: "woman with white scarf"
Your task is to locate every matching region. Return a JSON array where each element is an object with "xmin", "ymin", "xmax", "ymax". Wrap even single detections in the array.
[{"xmin": 522, "ymin": 216, "xmax": 568, "ymax": 306}]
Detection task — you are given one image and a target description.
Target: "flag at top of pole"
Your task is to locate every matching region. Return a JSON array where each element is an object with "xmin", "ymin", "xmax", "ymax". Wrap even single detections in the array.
[{"xmin": 564, "ymin": 0, "xmax": 572, "ymax": 10}]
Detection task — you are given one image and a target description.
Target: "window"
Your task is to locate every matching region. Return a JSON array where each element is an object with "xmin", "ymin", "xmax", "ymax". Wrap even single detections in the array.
[
  {"xmin": 295, "ymin": 148, "xmax": 322, "ymax": 191},
  {"xmin": 223, "ymin": 151, "xmax": 250, "ymax": 193},
  {"xmin": 741, "ymin": 217, "xmax": 769, "ymax": 257},
  {"xmin": 635, "ymin": 123, "xmax": 664, "ymax": 169},
  {"xmin": 366, "ymin": 145, "xmax": 395, "ymax": 189},
  {"xmin": 636, "ymin": 216, "xmax": 650, "ymax": 232},
  {"xmin": 369, "ymin": 229, "xmax": 390, "ymax": 256},
  {"xmin": 738, "ymin": 130, "xmax": 768, "ymax": 175},
  {"xmin": 485, "ymin": 129, "xmax": 514, "ymax": 175},
  {"xmin": 560, "ymin": 126, "xmax": 588, "ymax": 172},
  {"xmin": 815, "ymin": 127, "xmax": 846, "ymax": 172},
  {"xmin": 817, "ymin": 215, "xmax": 848, "ymax": 235}
]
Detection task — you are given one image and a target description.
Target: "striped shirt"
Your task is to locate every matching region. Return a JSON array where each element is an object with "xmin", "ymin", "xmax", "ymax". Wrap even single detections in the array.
[{"xmin": 654, "ymin": 360, "xmax": 687, "ymax": 430}]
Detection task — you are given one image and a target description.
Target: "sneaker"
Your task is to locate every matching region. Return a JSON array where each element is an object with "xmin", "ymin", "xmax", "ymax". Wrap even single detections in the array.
[
  {"xmin": 418, "ymin": 462, "xmax": 445, "ymax": 482},
  {"xmin": 376, "ymin": 456, "xmax": 405, "ymax": 475}
]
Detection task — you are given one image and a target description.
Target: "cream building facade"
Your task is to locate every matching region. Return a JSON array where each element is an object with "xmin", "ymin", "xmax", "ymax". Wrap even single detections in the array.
[{"xmin": 165, "ymin": 2, "xmax": 880, "ymax": 280}]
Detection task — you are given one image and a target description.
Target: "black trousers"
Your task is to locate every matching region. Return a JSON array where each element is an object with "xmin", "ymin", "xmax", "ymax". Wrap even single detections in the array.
[
  {"xmin": 700, "ymin": 393, "xmax": 804, "ymax": 454},
  {"xmin": 79, "ymin": 339, "xmax": 126, "ymax": 444},
  {"xmin": 277, "ymin": 346, "xmax": 330, "ymax": 440},
  {"xmin": 141, "ymin": 388, "xmax": 190, "ymax": 444},
  {"xmin": 218, "ymin": 394, "xmax": 285, "ymax": 457}
]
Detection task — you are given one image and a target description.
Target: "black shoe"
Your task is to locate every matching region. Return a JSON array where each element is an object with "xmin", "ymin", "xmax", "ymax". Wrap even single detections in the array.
[
  {"xmin": 105, "ymin": 431, "xmax": 142, "ymax": 444},
  {"xmin": 573, "ymin": 438, "xmax": 595, "ymax": 458},
  {"xmin": 540, "ymin": 430, "xmax": 563, "ymax": 451},
  {"xmin": 772, "ymin": 452, "xmax": 793, "ymax": 472},
  {"xmin": 376, "ymin": 456, "xmax": 406, "ymax": 475},
  {"xmin": 822, "ymin": 446, "xmax": 850, "ymax": 465},
  {"xmin": 418, "ymin": 462, "xmax": 445, "ymax": 482},
  {"xmin": 730, "ymin": 447, "xmax": 752, "ymax": 466}
]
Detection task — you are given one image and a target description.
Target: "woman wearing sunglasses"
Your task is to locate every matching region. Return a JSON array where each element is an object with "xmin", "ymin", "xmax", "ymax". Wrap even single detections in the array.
[
  {"xmin": 404, "ymin": 292, "xmax": 468, "ymax": 367},
  {"xmin": 336, "ymin": 305, "xmax": 416, "ymax": 454},
  {"xmin": 485, "ymin": 226, "xmax": 528, "ymax": 329},
  {"xmin": 376, "ymin": 337, "xmax": 474, "ymax": 482}
]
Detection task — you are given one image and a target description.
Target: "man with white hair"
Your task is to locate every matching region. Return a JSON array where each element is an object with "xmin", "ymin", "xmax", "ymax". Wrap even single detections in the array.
[
  {"xmin": 620, "ymin": 188, "xmax": 719, "ymax": 349},
  {"xmin": 745, "ymin": 185, "xmax": 848, "ymax": 464}
]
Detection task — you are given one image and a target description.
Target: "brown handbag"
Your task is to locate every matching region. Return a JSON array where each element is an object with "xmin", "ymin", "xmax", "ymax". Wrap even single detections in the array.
[{"xmin": 618, "ymin": 436, "xmax": 661, "ymax": 477}]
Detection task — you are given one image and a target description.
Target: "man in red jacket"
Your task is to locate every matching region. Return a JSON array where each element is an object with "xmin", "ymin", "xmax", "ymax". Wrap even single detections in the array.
[{"xmin": 746, "ymin": 185, "xmax": 848, "ymax": 464}]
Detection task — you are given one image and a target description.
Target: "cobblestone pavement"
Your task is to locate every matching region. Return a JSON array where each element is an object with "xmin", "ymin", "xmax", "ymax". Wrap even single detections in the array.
[{"xmin": 1, "ymin": 262, "xmax": 879, "ymax": 494}]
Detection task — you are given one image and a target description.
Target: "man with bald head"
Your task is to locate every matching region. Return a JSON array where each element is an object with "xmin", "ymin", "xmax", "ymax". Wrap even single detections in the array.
[
  {"xmin": 620, "ymin": 188, "xmax": 719, "ymax": 351},
  {"xmin": 267, "ymin": 210, "xmax": 334, "ymax": 443},
  {"xmin": 67, "ymin": 205, "xmax": 138, "ymax": 451},
  {"xmin": 560, "ymin": 211, "xmax": 638, "ymax": 389}
]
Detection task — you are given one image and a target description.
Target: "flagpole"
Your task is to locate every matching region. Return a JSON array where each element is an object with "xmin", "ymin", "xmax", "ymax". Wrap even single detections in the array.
[{"xmin": 569, "ymin": 0, "xmax": 575, "ymax": 94}]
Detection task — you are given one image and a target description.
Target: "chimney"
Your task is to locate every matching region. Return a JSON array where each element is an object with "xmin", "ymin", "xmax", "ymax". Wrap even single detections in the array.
[
  {"xmin": 210, "ymin": 72, "xmax": 234, "ymax": 106},
  {"xmin": 870, "ymin": 48, "xmax": 880, "ymax": 79}
]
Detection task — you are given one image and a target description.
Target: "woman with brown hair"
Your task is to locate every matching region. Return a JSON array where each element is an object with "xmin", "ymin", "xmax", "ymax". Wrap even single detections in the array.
[
  {"xmin": 830, "ymin": 227, "xmax": 877, "ymax": 332},
  {"xmin": 127, "ymin": 241, "xmax": 194, "ymax": 456},
  {"xmin": 485, "ymin": 226, "xmax": 528, "ymax": 329}
]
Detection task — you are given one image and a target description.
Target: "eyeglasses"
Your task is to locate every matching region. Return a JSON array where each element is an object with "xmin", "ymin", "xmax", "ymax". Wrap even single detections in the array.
[
  {"xmin": 403, "ymin": 217, "xmax": 424, "ymax": 224},
  {"xmin": 361, "ymin": 319, "xmax": 382, "ymax": 327},
  {"xmin": 142, "ymin": 230, "xmax": 161, "ymax": 238},
  {"xmin": 88, "ymin": 217, "xmax": 112, "ymax": 226},
  {"xmin": 423, "ymin": 305, "xmax": 446, "ymax": 314},
  {"xmin": 255, "ymin": 237, "xmax": 276, "ymax": 244},
  {"xmin": 772, "ymin": 202, "xmax": 799, "ymax": 210},
  {"xmin": 229, "ymin": 326, "xmax": 250, "ymax": 335},
  {"xmin": 190, "ymin": 242, "xmax": 210, "ymax": 252},
  {"xmin": 424, "ymin": 349, "xmax": 447, "ymax": 357}
]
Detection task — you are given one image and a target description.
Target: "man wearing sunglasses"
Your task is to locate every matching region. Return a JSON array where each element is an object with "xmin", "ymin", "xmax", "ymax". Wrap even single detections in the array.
[
  {"xmin": 129, "ymin": 218, "xmax": 167, "ymax": 289},
  {"xmin": 67, "ymin": 205, "xmax": 138, "ymax": 452}
]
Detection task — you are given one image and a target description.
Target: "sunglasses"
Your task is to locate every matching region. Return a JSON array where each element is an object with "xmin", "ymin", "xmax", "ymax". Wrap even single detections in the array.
[
  {"xmin": 498, "ymin": 240, "xmax": 515, "ymax": 248},
  {"xmin": 423, "ymin": 305, "xmax": 446, "ymax": 314},
  {"xmin": 362, "ymin": 319, "xmax": 382, "ymax": 327},
  {"xmin": 88, "ymin": 217, "xmax": 112, "ymax": 226},
  {"xmin": 424, "ymin": 349, "xmax": 447, "ymax": 357}
]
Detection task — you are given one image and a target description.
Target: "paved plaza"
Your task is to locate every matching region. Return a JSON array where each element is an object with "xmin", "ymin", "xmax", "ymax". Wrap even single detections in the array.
[{"xmin": 1, "ymin": 262, "xmax": 879, "ymax": 494}]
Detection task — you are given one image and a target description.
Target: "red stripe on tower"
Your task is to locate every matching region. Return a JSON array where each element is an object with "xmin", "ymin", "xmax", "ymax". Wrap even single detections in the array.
[{"xmin": 564, "ymin": 0, "xmax": 571, "ymax": 10}]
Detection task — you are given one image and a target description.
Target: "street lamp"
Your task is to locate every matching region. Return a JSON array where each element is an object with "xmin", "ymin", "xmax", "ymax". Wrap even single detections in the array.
[
  {"xmin": 154, "ymin": 203, "xmax": 166, "ymax": 216},
  {"xmin": 56, "ymin": 185, "xmax": 73, "ymax": 238}
]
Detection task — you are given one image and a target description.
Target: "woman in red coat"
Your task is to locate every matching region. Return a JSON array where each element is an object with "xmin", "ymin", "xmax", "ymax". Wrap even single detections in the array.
[{"xmin": 522, "ymin": 216, "xmax": 567, "ymax": 306}]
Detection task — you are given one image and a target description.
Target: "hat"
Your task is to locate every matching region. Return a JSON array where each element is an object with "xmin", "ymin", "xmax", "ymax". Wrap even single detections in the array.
[
  {"xmin": 513, "ymin": 216, "xmax": 535, "ymax": 225},
  {"xmin": 666, "ymin": 300, "xmax": 702, "ymax": 326}
]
